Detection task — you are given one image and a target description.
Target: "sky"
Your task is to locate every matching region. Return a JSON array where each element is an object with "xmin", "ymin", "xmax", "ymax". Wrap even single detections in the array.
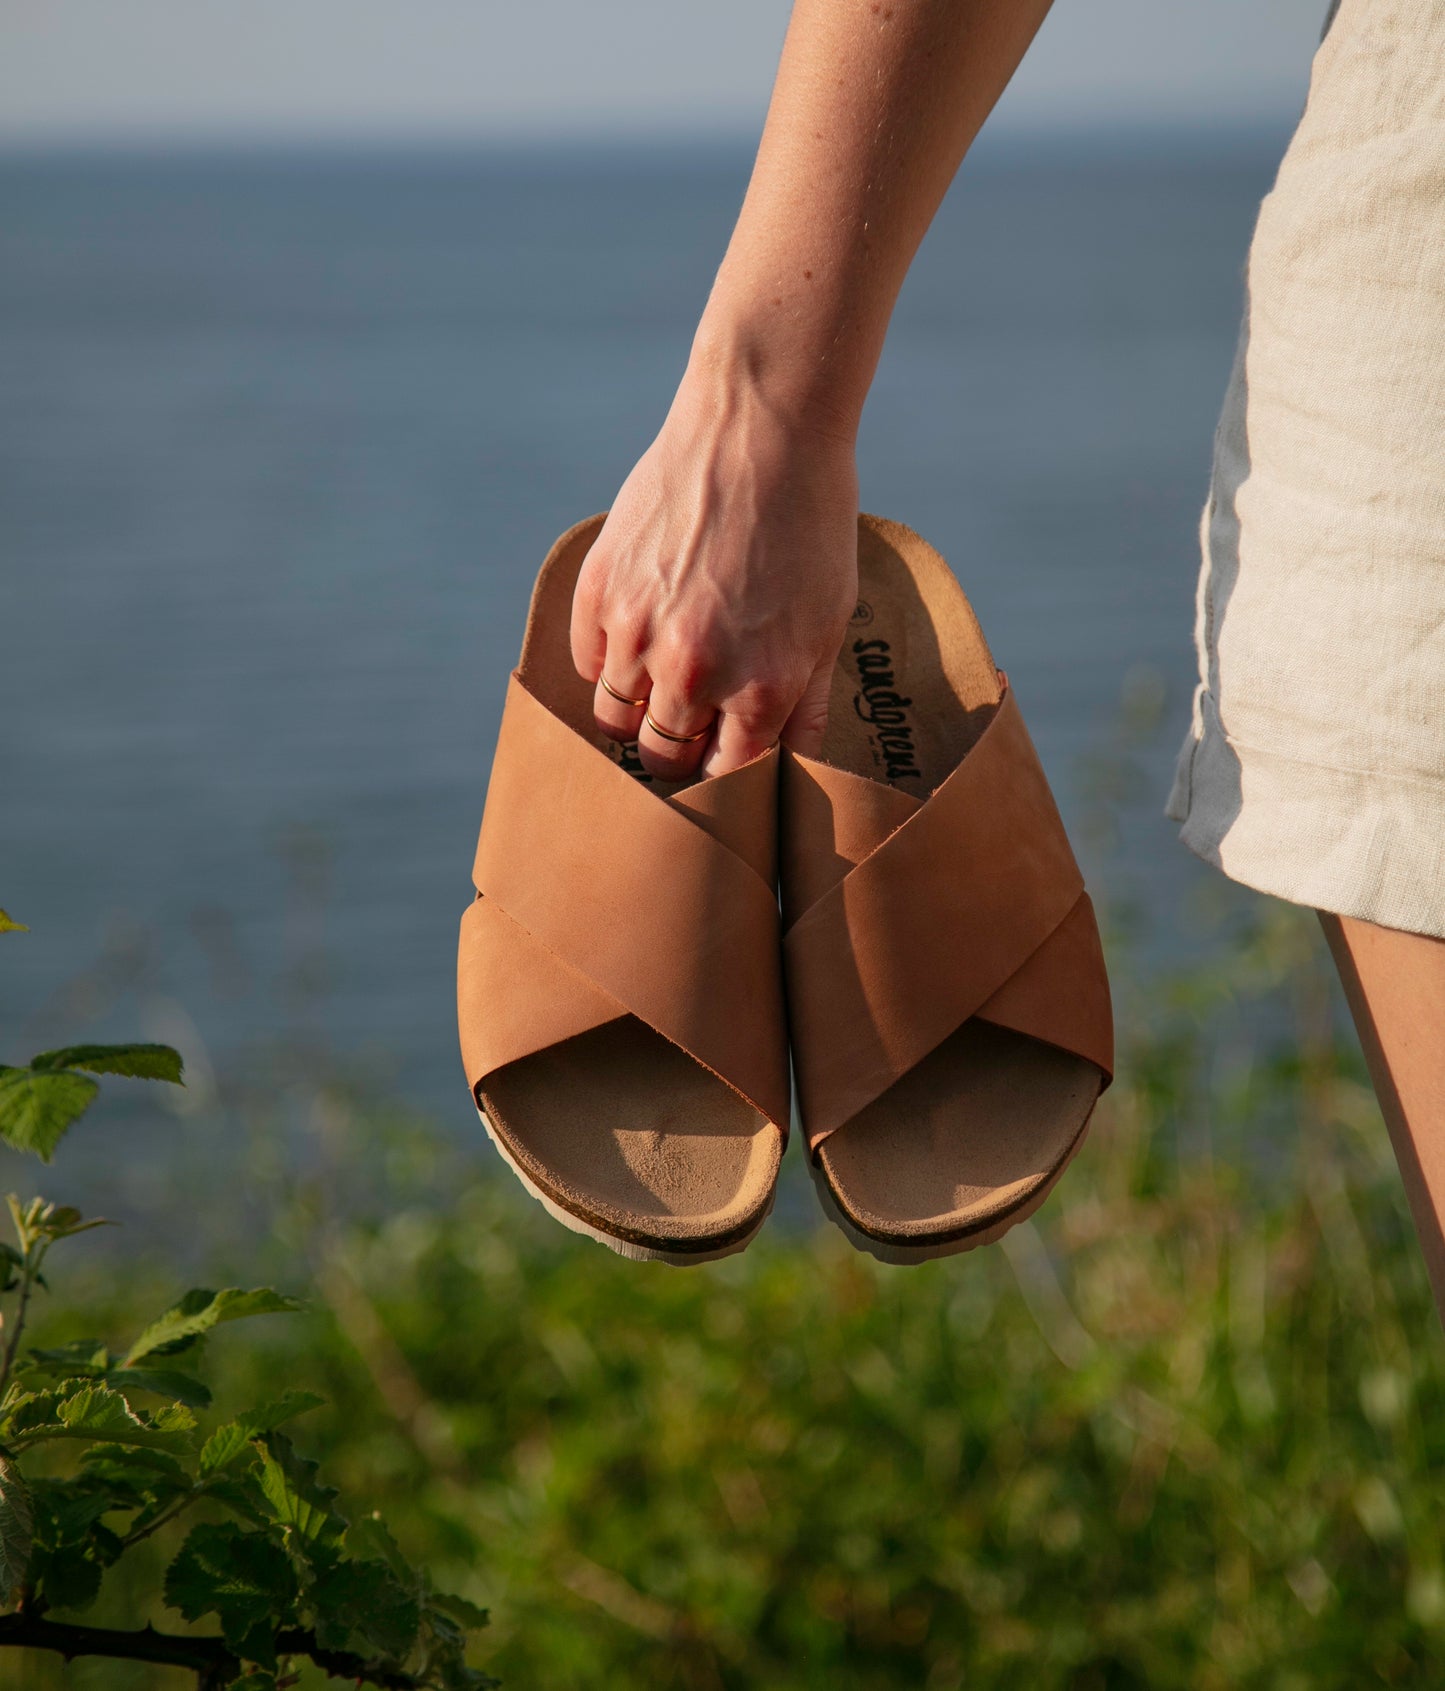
[{"xmin": 2, "ymin": 0, "xmax": 1332, "ymax": 145}]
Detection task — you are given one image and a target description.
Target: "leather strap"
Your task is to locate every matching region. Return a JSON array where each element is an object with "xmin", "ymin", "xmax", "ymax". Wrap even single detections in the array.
[
  {"xmin": 460, "ymin": 673, "xmax": 790, "ymax": 1129},
  {"xmin": 782, "ymin": 682, "xmax": 1113, "ymax": 1150}
]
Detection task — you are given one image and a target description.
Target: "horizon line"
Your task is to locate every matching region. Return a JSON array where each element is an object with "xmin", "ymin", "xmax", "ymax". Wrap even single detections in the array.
[{"xmin": 0, "ymin": 114, "xmax": 1296, "ymax": 161}]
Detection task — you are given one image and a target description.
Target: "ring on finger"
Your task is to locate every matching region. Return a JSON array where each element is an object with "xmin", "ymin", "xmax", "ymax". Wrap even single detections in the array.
[
  {"xmin": 600, "ymin": 674, "xmax": 649, "ymax": 709},
  {"xmin": 644, "ymin": 709, "xmax": 712, "ymax": 745}
]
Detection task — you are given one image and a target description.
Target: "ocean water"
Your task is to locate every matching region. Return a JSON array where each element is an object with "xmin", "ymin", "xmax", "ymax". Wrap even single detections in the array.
[{"xmin": 0, "ymin": 133, "xmax": 1286, "ymax": 1154}]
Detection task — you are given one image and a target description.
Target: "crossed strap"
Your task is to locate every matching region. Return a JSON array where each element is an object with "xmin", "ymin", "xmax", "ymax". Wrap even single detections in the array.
[
  {"xmin": 782, "ymin": 679, "xmax": 1114, "ymax": 1153},
  {"xmin": 457, "ymin": 674, "xmax": 791, "ymax": 1130}
]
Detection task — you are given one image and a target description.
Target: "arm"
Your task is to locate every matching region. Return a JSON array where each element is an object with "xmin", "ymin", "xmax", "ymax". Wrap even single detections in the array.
[{"xmin": 571, "ymin": 0, "xmax": 1056, "ymax": 778}]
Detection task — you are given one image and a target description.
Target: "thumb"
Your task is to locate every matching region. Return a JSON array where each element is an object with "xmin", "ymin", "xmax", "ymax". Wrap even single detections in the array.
[{"xmin": 779, "ymin": 653, "xmax": 835, "ymax": 759}]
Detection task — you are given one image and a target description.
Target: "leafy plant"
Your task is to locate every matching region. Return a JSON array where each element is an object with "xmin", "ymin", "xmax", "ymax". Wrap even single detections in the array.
[
  {"xmin": 150, "ymin": 897, "xmax": 1440, "ymax": 1691},
  {"xmin": 0, "ymin": 911, "xmax": 495, "ymax": 1690}
]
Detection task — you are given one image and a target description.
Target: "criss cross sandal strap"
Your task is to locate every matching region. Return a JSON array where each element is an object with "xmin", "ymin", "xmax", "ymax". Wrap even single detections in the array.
[
  {"xmin": 461, "ymin": 673, "xmax": 790, "ymax": 1129},
  {"xmin": 783, "ymin": 679, "xmax": 1113, "ymax": 1153}
]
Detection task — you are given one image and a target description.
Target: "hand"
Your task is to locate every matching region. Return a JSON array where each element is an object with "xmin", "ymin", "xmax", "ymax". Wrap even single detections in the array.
[{"xmin": 570, "ymin": 366, "xmax": 859, "ymax": 780}]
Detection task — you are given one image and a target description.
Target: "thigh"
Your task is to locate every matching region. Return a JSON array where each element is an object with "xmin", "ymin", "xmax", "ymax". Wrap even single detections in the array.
[{"xmin": 1320, "ymin": 912, "xmax": 1445, "ymax": 1321}]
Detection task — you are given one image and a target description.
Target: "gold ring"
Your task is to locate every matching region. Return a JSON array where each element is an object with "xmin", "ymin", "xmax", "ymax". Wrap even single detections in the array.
[
  {"xmin": 600, "ymin": 674, "xmax": 648, "ymax": 710},
  {"xmin": 644, "ymin": 709, "xmax": 711, "ymax": 745}
]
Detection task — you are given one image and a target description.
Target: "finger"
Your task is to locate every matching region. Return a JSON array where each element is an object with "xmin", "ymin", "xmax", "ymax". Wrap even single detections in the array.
[
  {"xmin": 702, "ymin": 705, "xmax": 789, "ymax": 779},
  {"xmin": 593, "ymin": 653, "xmax": 651, "ymax": 745},
  {"xmin": 779, "ymin": 654, "xmax": 836, "ymax": 760},
  {"xmin": 570, "ymin": 565, "xmax": 606, "ymax": 684},
  {"xmin": 636, "ymin": 690, "xmax": 717, "ymax": 781}
]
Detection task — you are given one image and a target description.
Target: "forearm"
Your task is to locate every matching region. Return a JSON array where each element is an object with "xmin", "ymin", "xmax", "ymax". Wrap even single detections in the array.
[
  {"xmin": 689, "ymin": 0, "xmax": 1055, "ymax": 434},
  {"xmin": 574, "ymin": 0, "xmax": 1057, "ymax": 777}
]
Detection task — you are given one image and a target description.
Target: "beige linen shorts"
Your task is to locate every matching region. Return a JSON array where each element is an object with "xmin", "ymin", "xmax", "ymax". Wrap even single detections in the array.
[{"xmin": 1166, "ymin": 0, "xmax": 1445, "ymax": 940}]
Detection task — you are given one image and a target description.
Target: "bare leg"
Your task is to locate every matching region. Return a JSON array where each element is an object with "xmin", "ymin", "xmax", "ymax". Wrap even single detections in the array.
[{"xmin": 1319, "ymin": 912, "xmax": 1445, "ymax": 1320}]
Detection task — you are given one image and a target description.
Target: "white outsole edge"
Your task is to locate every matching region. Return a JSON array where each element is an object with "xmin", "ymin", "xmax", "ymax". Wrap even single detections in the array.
[{"xmin": 476, "ymin": 1104, "xmax": 774, "ymax": 1268}]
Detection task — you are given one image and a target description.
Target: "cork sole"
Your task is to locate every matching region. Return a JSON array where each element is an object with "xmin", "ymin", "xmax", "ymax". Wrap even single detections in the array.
[
  {"xmin": 476, "ymin": 1094, "xmax": 775, "ymax": 1268},
  {"xmin": 810, "ymin": 517, "xmax": 1100, "ymax": 1258},
  {"xmin": 472, "ymin": 517, "xmax": 782, "ymax": 1260}
]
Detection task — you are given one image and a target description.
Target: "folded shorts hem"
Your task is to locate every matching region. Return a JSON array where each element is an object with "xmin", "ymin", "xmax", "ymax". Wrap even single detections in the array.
[{"xmin": 1165, "ymin": 699, "xmax": 1445, "ymax": 942}]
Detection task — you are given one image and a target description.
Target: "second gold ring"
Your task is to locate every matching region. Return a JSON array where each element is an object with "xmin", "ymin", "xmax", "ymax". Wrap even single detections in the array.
[{"xmin": 644, "ymin": 710, "xmax": 711, "ymax": 745}]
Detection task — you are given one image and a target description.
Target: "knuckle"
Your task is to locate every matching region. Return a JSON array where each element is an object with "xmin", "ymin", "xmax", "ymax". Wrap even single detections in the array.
[
  {"xmin": 654, "ymin": 636, "xmax": 718, "ymax": 703},
  {"xmin": 607, "ymin": 604, "xmax": 649, "ymax": 654},
  {"xmin": 731, "ymin": 674, "xmax": 797, "ymax": 728}
]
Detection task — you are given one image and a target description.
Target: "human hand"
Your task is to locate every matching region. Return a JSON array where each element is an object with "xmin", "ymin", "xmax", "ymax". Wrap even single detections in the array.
[{"xmin": 570, "ymin": 366, "xmax": 859, "ymax": 780}]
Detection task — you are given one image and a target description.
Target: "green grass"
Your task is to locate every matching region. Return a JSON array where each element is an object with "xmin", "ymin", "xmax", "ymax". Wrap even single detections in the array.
[{"xmin": 7, "ymin": 902, "xmax": 1445, "ymax": 1690}]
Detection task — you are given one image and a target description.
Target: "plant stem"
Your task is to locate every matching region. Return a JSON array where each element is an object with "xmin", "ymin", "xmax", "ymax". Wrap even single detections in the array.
[
  {"xmin": 0, "ymin": 1614, "xmax": 420, "ymax": 1688},
  {"xmin": 118, "ymin": 1487, "xmax": 203, "ymax": 1551},
  {"xmin": 0, "ymin": 1249, "xmax": 40, "ymax": 1402},
  {"xmin": 0, "ymin": 1614, "xmax": 234, "ymax": 1676}
]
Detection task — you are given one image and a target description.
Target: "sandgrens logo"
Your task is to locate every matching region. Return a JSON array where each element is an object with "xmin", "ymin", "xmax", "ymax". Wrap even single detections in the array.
[{"xmin": 851, "ymin": 638, "xmax": 922, "ymax": 783}]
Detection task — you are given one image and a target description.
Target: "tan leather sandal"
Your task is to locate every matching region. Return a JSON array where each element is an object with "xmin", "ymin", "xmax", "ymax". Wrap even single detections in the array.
[
  {"xmin": 782, "ymin": 515, "xmax": 1114, "ymax": 1263},
  {"xmin": 457, "ymin": 516, "xmax": 790, "ymax": 1265}
]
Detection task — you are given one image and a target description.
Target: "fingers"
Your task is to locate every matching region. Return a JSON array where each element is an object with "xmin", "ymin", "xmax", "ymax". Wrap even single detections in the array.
[
  {"xmin": 702, "ymin": 713, "xmax": 780, "ymax": 779},
  {"xmin": 569, "ymin": 569, "xmax": 606, "ymax": 686},
  {"xmin": 570, "ymin": 520, "xmax": 840, "ymax": 782},
  {"xmin": 779, "ymin": 654, "xmax": 836, "ymax": 760},
  {"xmin": 636, "ymin": 686, "xmax": 717, "ymax": 781},
  {"xmin": 583, "ymin": 626, "xmax": 831, "ymax": 781},
  {"xmin": 574, "ymin": 538, "xmax": 660, "ymax": 746},
  {"xmin": 702, "ymin": 681, "xmax": 796, "ymax": 779},
  {"xmin": 593, "ymin": 658, "xmax": 650, "ymax": 744}
]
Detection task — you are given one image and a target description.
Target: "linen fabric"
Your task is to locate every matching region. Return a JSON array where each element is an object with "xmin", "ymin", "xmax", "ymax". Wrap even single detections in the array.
[{"xmin": 1166, "ymin": 0, "xmax": 1445, "ymax": 939}]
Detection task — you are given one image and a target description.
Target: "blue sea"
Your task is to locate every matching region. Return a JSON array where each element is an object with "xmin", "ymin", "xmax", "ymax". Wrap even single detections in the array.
[{"xmin": 0, "ymin": 132, "xmax": 1288, "ymax": 1196}]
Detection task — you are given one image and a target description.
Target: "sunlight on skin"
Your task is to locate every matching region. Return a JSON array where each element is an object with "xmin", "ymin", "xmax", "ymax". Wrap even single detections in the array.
[
  {"xmin": 571, "ymin": 0, "xmax": 1056, "ymax": 781},
  {"xmin": 1322, "ymin": 913, "xmax": 1445, "ymax": 1325}
]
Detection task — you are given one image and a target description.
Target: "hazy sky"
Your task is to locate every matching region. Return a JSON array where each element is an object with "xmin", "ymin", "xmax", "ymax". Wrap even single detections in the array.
[{"xmin": 3, "ymin": 0, "xmax": 1332, "ymax": 144}]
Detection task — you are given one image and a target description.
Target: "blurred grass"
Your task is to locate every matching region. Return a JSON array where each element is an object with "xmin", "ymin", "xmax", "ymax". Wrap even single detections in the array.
[
  {"xmin": 10, "ymin": 895, "xmax": 1445, "ymax": 1690},
  {"xmin": 9, "ymin": 678, "xmax": 1445, "ymax": 1688}
]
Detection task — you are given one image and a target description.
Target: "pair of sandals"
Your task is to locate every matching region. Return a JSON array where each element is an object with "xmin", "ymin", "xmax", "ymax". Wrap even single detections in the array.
[{"xmin": 457, "ymin": 514, "xmax": 1113, "ymax": 1265}]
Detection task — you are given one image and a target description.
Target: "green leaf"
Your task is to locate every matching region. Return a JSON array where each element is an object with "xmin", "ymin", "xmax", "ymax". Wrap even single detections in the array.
[
  {"xmin": 420, "ymin": 1606, "xmax": 499, "ymax": 1691},
  {"xmin": 165, "ymin": 1521, "xmax": 296, "ymax": 1666},
  {"xmin": 28, "ymin": 1340, "xmax": 110, "ymax": 1376},
  {"xmin": 29, "ymin": 1044, "xmax": 184, "ymax": 1086},
  {"xmin": 79, "ymin": 1445, "xmax": 191, "ymax": 1509},
  {"xmin": 123, "ymin": 1288, "xmax": 301, "ymax": 1368},
  {"xmin": 32, "ymin": 1205, "xmax": 110, "ymax": 1242},
  {"xmin": 198, "ymin": 1423, "xmax": 253, "ymax": 1480},
  {"xmin": 3, "ymin": 1383, "xmax": 195, "ymax": 1454},
  {"xmin": 427, "ymin": 1589, "xmax": 491, "ymax": 1631},
  {"xmin": 345, "ymin": 1511, "xmax": 412, "ymax": 1584},
  {"xmin": 0, "ymin": 911, "xmax": 27, "ymax": 935},
  {"xmin": 34, "ymin": 1541, "xmax": 103, "ymax": 1612},
  {"xmin": 0, "ymin": 1242, "xmax": 24, "ymax": 1293},
  {"xmin": 204, "ymin": 1474, "xmax": 273, "ymax": 1529},
  {"xmin": 227, "ymin": 1675, "xmax": 277, "ymax": 1691},
  {"xmin": 199, "ymin": 1392, "xmax": 323, "ymax": 1478},
  {"xmin": 254, "ymin": 1433, "xmax": 343, "ymax": 1546},
  {"xmin": 0, "ymin": 1067, "xmax": 98, "ymax": 1161},
  {"xmin": 81, "ymin": 1443, "xmax": 190, "ymax": 1482},
  {"xmin": 0, "ymin": 1457, "xmax": 33, "ymax": 1608},
  {"xmin": 107, "ymin": 1368, "xmax": 212, "ymax": 1410},
  {"xmin": 238, "ymin": 1390, "xmax": 325, "ymax": 1436},
  {"xmin": 28, "ymin": 1477, "xmax": 118, "ymax": 1545},
  {"xmin": 310, "ymin": 1558, "xmax": 421, "ymax": 1659}
]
